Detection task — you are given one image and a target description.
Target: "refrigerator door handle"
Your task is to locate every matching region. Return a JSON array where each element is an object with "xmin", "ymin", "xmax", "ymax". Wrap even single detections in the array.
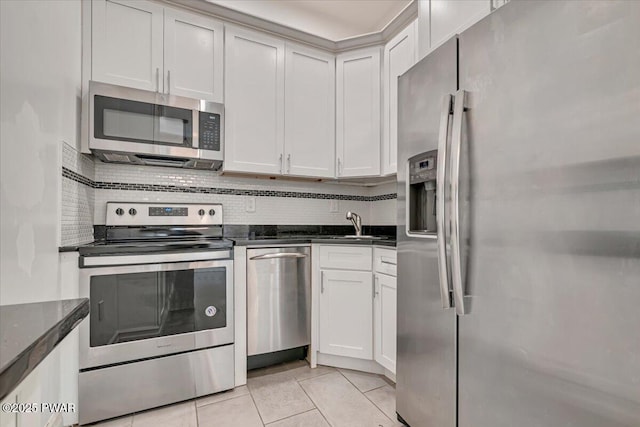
[
  {"xmin": 450, "ymin": 89, "xmax": 468, "ymax": 315},
  {"xmin": 436, "ymin": 94, "xmax": 453, "ymax": 309}
]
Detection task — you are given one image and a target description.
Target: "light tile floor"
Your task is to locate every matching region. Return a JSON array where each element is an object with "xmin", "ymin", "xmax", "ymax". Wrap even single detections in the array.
[{"xmin": 92, "ymin": 360, "xmax": 401, "ymax": 427}]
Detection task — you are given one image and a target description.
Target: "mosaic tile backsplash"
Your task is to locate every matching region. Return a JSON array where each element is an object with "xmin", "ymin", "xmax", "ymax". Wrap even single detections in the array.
[
  {"xmin": 61, "ymin": 142, "xmax": 95, "ymax": 246},
  {"xmin": 61, "ymin": 144, "xmax": 398, "ymax": 245}
]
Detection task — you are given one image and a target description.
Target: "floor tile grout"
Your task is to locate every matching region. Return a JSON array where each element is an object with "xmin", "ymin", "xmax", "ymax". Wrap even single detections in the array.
[
  {"xmin": 296, "ymin": 377, "xmax": 333, "ymax": 427},
  {"xmin": 246, "ymin": 385, "xmax": 267, "ymax": 427},
  {"xmin": 262, "ymin": 408, "xmax": 318, "ymax": 426},
  {"xmin": 295, "ymin": 369, "xmax": 335, "ymax": 383},
  {"xmin": 362, "ymin": 386, "xmax": 397, "ymax": 425}
]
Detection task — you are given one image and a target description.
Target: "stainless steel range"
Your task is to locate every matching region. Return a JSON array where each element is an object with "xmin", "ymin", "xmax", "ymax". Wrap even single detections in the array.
[{"xmin": 78, "ymin": 202, "xmax": 234, "ymax": 425}]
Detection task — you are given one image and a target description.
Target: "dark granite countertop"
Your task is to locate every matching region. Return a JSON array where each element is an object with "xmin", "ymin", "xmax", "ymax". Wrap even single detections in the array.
[
  {"xmin": 231, "ymin": 236, "xmax": 396, "ymax": 247},
  {"xmin": 0, "ymin": 298, "xmax": 90, "ymax": 400}
]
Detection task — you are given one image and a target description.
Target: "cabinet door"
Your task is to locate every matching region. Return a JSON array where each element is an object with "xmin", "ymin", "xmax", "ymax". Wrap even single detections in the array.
[
  {"xmin": 382, "ymin": 21, "xmax": 417, "ymax": 176},
  {"xmin": 92, "ymin": 0, "xmax": 164, "ymax": 91},
  {"xmin": 319, "ymin": 270, "xmax": 373, "ymax": 359},
  {"xmin": 284, "ymin": 44, "xmax": 335, "ymax": 178},
  {"xmin": 374, "ymin": 272, "xmax": 397, "ymax": 373},
  {"xmin": 224, "ymin": 26, "xmax": 285, "ymax": 174},
  {"xmin": 430, "ymin": 0, "xmax": 491, "ymax": 49},
  {"xmin": 336, "ymin": 47, "xmax": 381, "ymax": 177},
  {"xmin": 164, "ymin": 8, "xmax": 223, "ymax": 102}
]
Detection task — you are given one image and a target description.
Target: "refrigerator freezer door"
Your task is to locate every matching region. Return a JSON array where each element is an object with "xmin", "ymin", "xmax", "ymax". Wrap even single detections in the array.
[
  {"xmin": 396, "ymin": 36, "xmax": 457, "ymax": 427},
  {"xmin": 458, "ymin": 1, "xmax": 640, "ymax": 426}
]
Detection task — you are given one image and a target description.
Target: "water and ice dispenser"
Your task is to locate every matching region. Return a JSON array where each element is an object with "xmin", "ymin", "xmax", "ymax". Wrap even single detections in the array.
[{"xmin": 407, "ymin": 150, "xmax": 438, "ymax": 235}]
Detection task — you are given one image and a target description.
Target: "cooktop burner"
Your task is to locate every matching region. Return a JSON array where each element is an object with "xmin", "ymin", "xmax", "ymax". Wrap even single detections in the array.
[{"xmin": 81, "ymin": 202, "xmax": 233, "ymax": 257}]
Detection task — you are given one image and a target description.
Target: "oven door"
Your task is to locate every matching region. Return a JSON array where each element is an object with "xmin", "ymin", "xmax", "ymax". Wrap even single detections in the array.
[{"xmin": 79, "ymin": 258, "xmax": 233, "ymax": 369}]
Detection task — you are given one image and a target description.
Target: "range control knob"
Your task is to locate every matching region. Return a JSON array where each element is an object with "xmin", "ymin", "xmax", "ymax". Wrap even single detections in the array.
[
  {"xmin": 129, "ymin": 208, "xmax": 137, "ymax": 216},
  {"xmin": 209, "ymin": 209, "xmax": 216, "ymax": 216},
  {"xmin": 115, "ymin": 208, "xmax": 124, "ymax": 216},
  {"xmin": 198, "ymin": 209, "xmax": 205, "ymax": 216}
]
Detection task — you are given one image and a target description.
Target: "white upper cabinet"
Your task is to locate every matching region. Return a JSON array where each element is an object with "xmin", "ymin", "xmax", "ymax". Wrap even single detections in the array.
[
  {"xmin": 284, "ymin": 44, "xmax": 335, "ymax": 178},
  {"xmin": 164, "ymin": 8, "xmax": 223, "ymax": 102},
  {"xmin": 336, "ymin": 47, "xmax": 382, "ymax": 178},
  {"xmin": 92, "ymin": 0, "xmax": 223, "ymax": 101},
  {"xmin": 92, "ymin": 0, "xmax": 164, "ymax": 91},
  {"xmin": 224, "ymin": 26, "xmax": 285, "ymax": 175},
  {"xmin": 382, "ymin": 20, "xmax": 418, "ymax": 176},
  {"xmin": 429, "ymin": 0, "xmax": 491, "ymax": 50}
]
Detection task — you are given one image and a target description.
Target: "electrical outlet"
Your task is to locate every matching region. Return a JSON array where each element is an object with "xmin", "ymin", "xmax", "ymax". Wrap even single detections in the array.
[
  {"xmin": 246, "ymin": 197, "xmax": 256, "ymax": 213},
  {"xmin": 329, "ymin": 199, "xmax": 339, "ymax": 213}
]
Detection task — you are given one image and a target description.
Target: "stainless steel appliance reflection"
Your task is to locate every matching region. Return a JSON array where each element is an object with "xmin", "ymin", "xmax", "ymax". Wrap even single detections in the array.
[
  {"xmin": 396, "ymin": 2, "xmax": 640, "ymax": 426},
  {"xmin": 86, "ymin": 81, "xmax": 224, "ymax": 170},
  {"xmin": 246, "ymin": 247, "xmax": 311, "ymax": 356},
  {"xmin": 78, "ymin": 202, "xmax": 234, "ymax": 425}
]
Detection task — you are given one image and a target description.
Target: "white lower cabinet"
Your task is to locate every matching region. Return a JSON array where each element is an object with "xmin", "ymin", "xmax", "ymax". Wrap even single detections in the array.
[
  {"xmin": 315, "ymin": 245, "xmax": 397, "ymax": 375},
  {"xmin": 374, "ymin": 272, "xmax": 397, "ymax": 373},
  {"xmin": 319, "ymin": 269, "xmax": 373, "ymax": 360}
]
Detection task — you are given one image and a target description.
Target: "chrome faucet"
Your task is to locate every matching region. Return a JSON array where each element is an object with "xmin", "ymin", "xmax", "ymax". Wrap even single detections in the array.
[{"xmin": 346, "ymin": 211, "xmax": 362, "ymax": 236}]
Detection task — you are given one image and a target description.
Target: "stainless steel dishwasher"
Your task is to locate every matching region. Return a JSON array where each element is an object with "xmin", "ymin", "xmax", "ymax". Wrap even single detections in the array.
[{"xmin": 247, "ymin": 246, "xmax": 311, "ymax": 357}]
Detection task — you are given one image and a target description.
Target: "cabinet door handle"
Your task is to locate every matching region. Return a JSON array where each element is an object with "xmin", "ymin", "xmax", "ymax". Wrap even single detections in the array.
[
  {"xmin": 374, "ymin": 275, "xmax": 379, "ymax": 298},
  {"xmin": 167, "ymin": 70, "xmax": 171, "ymax": 94},
  {"xmin": 98, "ymin": 300, "xmax": 104, "ymax": 321},
  {"xmin": 155, "ymin": 68, "xmax": 159, "ymax": 92},
  {"xmin": 337, "ymin": 158, "xmax": 342, "ymax": 176},
  {"xmin": 287, "ymin": 154, "xmax": 291, "ymax": 173},
  {"xmin": 321, "ymin": 271, "xmax": 325, "ymax": 293},
  {"xmin": 279, "ymin": 154, "xmax": 283, "ymax": 173}
]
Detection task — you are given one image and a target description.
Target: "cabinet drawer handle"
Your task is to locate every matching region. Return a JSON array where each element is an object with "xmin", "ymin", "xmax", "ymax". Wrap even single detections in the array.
[{"xmin": 380, "ymin": 259, "xmax": 396, "ymax": 266}]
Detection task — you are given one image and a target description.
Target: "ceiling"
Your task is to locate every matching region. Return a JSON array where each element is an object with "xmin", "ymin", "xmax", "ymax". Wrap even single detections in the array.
[{"xmin": 208, "ymin": 0, "xmax": 413, "ymax": 41}]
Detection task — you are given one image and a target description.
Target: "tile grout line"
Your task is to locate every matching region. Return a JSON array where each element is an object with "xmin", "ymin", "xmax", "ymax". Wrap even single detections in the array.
[
  {"xmin": 194, "ymin": 393, "xmax": 251, "ymax": 425},
  {"xmin": 295, "ymin": 370, "xmax": 337, "ymax": 384},
  {"xmin": 246, "ymin": 384, "xmax": 267, "ymax": 427},
  {"xmin": 262, "ymin": 408, "xmax": 317, "ymax": 426},
  {"xmin": 295, "ymin": 375, "xmax": 334, "ymax": 427},
  {"xmin": 336, "ymin": 370, "xmax": 395, "ymax": 425},
  {"xmin": 362, "ymin": 387, "xmax": 397, "ymax": 425},
  {"xmin": 191, "ymin": 400, "xmax": 198, "ymax": 427}
]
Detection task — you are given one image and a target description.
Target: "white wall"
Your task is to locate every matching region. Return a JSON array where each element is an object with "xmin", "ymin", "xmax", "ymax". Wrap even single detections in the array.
[
  {"xmin": 0, "ymin": 1, "xmax": 82, "ymax": 425},
  {"xmin": 1, "ymin": 0, "xmax": 81, "ymax": 304}
]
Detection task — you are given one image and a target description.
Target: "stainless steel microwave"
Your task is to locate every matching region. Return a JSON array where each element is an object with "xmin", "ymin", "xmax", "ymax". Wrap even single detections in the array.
[{"xmin": 88, "ymin": 81, "xmax": 224, "ymax": 170}]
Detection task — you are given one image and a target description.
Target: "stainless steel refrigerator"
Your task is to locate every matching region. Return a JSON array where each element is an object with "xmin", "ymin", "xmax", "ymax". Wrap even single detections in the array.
[{"xmin": 396, "ymin": 1, "xmax": 640, "ymax": 426}]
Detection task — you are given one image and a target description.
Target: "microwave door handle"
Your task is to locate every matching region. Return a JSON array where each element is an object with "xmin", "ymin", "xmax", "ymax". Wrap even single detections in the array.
[
  {"xmin": 436, "ymin": 94, "xmax": 453, "ymax": 309},
  {"xmin": 450, "ymin": 90, "xmax": 468, "ymax": 316}
]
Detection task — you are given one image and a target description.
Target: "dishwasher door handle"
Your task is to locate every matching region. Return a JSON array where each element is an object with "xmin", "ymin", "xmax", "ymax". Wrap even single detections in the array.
[{"xmin": 249, "ymin": 253, "xmax": 308, "ymax": 260}]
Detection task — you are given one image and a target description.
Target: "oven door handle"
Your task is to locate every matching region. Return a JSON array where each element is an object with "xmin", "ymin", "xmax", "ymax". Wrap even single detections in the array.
[
  {"xmin": 81, "ymin": 250, "xmax": 232, "ymax": 267},
  {"xmin": 249, "ymin": 253, "xmax": 307, "ymax": 260}
]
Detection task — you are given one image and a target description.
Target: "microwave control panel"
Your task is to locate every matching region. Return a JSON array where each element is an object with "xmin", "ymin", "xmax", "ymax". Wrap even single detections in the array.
[{"xmin": 199, "ymin": 111, "xmax": 221, "ymax": 151}]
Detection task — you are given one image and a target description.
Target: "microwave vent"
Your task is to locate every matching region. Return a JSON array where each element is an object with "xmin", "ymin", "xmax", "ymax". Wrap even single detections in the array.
[{"xmin": 102, "ymin": 153, "xmax": 133, "ymax": 163}]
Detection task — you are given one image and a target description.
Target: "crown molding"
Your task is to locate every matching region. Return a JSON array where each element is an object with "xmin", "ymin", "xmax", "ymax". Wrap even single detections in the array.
[{"xmin": 159, "ymin": 0, "xmax": 418, "ymax": 53}]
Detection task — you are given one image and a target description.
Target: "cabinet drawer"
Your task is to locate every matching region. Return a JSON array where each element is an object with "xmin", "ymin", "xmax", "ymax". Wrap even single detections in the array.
[
  {"xmin": 319, "ymin": 245, "xmax": 372, "ymax": 271},
  {"xmin": 374, "ymin": 247, "xmax": 397, "ymax": 276}
]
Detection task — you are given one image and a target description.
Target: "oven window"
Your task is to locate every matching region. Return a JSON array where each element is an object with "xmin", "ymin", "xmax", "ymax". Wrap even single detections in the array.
[
  {"xmin": 89, "ymin": 267, "xmax": 227, "ymax": 347},
  {"xmin": 94, "ymin": 95, "xmax": 192, "ymax": 147}
]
